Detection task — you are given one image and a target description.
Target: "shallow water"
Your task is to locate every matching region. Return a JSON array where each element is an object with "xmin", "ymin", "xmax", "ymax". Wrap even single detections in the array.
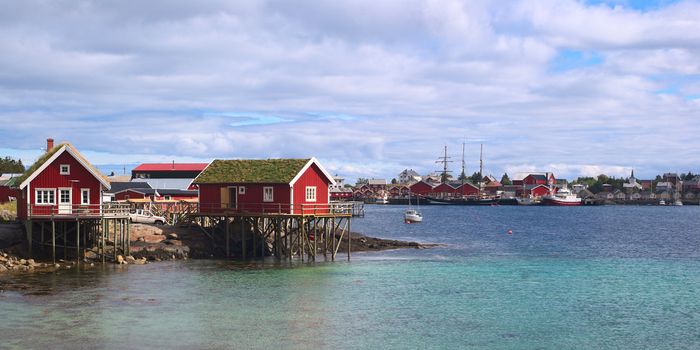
[{"xmin": 1, "ymin": 205, "xmax": 699, "ymax": 349}]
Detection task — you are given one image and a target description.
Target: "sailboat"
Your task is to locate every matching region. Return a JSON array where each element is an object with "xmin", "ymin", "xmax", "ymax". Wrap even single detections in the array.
[{"xmin": 404, "ymin": 192, "xmax": 423, "ymax": 223}]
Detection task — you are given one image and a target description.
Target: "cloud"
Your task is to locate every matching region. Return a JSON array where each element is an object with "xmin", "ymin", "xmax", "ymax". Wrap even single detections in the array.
[{"xmin": 0, "ymin": 0, "xmax": 699, "ymax": 182}]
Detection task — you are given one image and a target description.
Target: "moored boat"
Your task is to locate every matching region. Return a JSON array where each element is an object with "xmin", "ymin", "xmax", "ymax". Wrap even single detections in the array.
[
  {"xmin": 541, "ymin": 188, "xmax": 582, "ymax": 206},
  {"xmin": 404, "ymin": 209, "xmax": 423, "ymax": 223}
]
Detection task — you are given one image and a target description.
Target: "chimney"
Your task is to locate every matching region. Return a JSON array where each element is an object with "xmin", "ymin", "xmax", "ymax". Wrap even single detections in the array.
[{"xmin": 47, "ymin": 138, "xmax": 54, "ymax": 151}]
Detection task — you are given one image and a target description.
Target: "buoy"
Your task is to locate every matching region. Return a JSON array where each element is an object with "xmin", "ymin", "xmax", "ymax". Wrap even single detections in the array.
[{"xmin": 507, "ymin": 230, "xmax": 513, "ymax": 235}]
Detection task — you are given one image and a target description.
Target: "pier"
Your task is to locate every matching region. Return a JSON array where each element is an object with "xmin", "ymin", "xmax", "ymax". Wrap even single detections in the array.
[{"xmin": 190, "ymin": 202, "xmax": 354, "ymax": 261}]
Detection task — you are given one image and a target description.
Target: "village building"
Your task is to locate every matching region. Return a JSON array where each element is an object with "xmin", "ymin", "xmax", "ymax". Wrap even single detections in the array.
[
  {"xmin": 114, "ymin": 188, "xmax": 198, "ymax": 202},
  {"xmin": 408, "ymin": 180, "xmax": 434, "ymax": 196},
  {"xmin": 613, "ymin": 190, "xmax": 626, "ymax": 200},
  {"xmin": 662, "ymin": 173, "xmax": 682, "ymax": 186},
  {"xmin": 623, "ymin": 170, "xmax": 643, "ymax": 192},
  {"xmin": 131, "ymin": 163, "xmax": 208, "ymax": 190},
  {"xmin": 193, "ymin": 158, "xmax": 335, "ymax": 215},
  {"xmin": 578, "ymin": 189, "xmax": 595, "ymax": 199},
  {"xmin": 397, "ymin": 169, "xmax": 421, "ymax": 184},
  {"xmin": 655, "ymin": 181, "xmax": 674, "ymax": 192},
  {"xmin": 102, "ymin": 181, "xmax": 152, "ymax": 202},
  {"xmin": 640, "ymin": 190, "xmax": 656, "ymax": 200},
  {"xmin": 512, "ymin": 172, "xmax": 556, "ymax": 187},
  {"xmin": 571, "ymin": 183, "xmax": 588, "ymax": 194},
  {"xmin": 329, "ymin": 175, "xmax": 353, "ymax": 200},
  {"xmin": 0, "ymin": 174, "xmax": 20, "ymax": 203},
  {"xmin": 454, "ymin": 182, "xmax": 480, "ymax": 197},
  {"xmin": 682, "ymin": 175, "xmax": 700, "ymax": 194}
]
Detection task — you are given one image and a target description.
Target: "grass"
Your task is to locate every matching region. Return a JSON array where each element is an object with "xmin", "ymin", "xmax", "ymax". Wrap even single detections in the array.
[{"xmin": 0, "ymin": 201, "xmax": 17, "ymax": 221}]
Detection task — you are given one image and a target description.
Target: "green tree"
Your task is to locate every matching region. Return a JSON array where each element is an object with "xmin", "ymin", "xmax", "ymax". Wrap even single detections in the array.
[
  {"xmin": 355, "ymin": 178, "xmax": 368, "ymax": 186},
  {"xmin": 391, "ymin": 178, "xmax": 398, "ymax": 184},
  {"xmin": 469, "ymin": 171, "xmax": 482, "ymax": 184},
  {"xmin": 500, "ymin": 173, "xmax": 512, "ymax": 185},
  {"xmin": 0, "ymin": 156, "xmax": 25, "ymax": 173}
]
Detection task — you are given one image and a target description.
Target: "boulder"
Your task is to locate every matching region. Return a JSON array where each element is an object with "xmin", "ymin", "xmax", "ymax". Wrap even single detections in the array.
[
  {"xmin": 26, "ymin": 259, "xmax": 36, "ymax": 267},
  {"xmin": 167, "ymin": 233, "xmax": 178, "ymax": 240},
  {"xmin": 125, "ymin": 256, "xmax": 137, "ymax": 264},
  {"xmin": 0, "ymin": 264, "xmax": 7, "ymax": 272},
  {"xmin": 54, "ymin": 263, "xmax": 60, "ymax": 268},
  {"xmin": 0, "ymin": 255, "xmax": 6, "ymax": 263},
  {"xmin": 116, "ymin": 255, "xmax": 125, "ymax": 265},
  {"xmin": 134, "ymin": 257, "xmax": 147, "ymax": 265},
  {"xmin": 84, "ymin": 251, "xmax": 98, "ymax": 260},
  {"xmin": 19, "ymin": 259, "xmax": 26, "ymax": 265}
]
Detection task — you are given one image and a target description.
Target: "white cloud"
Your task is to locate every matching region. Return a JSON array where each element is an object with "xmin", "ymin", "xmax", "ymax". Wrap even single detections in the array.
[{"xmin": 0, "ymin": 0, "xmax": 699, "ymax": 182}]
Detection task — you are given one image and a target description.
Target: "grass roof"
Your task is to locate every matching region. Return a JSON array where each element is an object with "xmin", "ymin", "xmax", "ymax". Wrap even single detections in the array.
[
  {"xmin": 17, "ymin": 143, "xmax": 109, "ymax": 187},
  {"xmin": 193, "ymin": 158, "xmax": 311, "ymax": 184}
]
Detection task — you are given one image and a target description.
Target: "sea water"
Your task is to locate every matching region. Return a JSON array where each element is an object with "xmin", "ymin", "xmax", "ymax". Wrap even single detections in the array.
[{"xmin": 1, "ymin": 206, "xmax": 699, "ymax": 349}]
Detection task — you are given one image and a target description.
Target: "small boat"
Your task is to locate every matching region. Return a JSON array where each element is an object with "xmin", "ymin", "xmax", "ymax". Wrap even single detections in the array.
[
  {"xmin": 404, "ymin": 192, "xmax": 423, "ymax": 223},
  {"xmin": 673, "ymin": 200, "xmax": 683, "ymax": 206},
  {"xmin": 541, "ymin": 188, "xmax": 582, "ymax": 206},
  {"xmin": 659, "ymin": 200, "xmax": 666, "ymax": 206},
  {"xmin": 404, "ymin": 209, "xmax": 423, "ymax": 223},
  {"xmin": 425, "ymin": 196, "xmax": 497, "ymax": 205},
  {"xmin": 516, "ymin": 197, "xmax": 540, "ymax": 206}
]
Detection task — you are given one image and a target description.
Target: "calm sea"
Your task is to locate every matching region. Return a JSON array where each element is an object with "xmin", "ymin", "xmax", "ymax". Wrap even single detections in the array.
[{"xmin": 1, "ymin": 206, "xmax": 699, "ymax": 349}]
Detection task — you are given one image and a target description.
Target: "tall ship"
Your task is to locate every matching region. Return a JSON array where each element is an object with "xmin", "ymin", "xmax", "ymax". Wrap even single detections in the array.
[{"xmin": 541, "ymin": 188, "xmax": 582, "ymax": 206}]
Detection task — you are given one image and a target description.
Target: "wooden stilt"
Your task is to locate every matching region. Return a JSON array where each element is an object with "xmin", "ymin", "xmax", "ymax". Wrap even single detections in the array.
[
  {"xmin": 102, "ymin": 218, "xmax": 106, "ymax": 263},
  {"xmin": 347, "ymin": 218, "xmax": 351, "ymax": 261},
  {"xmin": 76, "ymin": 219, "xmax": 80, "ymax": 262},
  {"xmin": 63, "ymin": 221, "xmax": 67, "ymax": 259},
  {"xmin": 300, "ymin": 217, "xmax": 305, "ymax": 262},
  {"xmin": 51, "ymin": 219, "xmax": 56, "ymax": 264},
  {"xmin": 41, "ymin": 221, "xmax": 44, "ymax": 247},
  {"xmin": 241, "ymin": 217, "xmax": 246, "ymax": 259},
  {"xmin": 113, "ymin": 219, "xmax": 117, "ymax": 262},
  {"xmin": 225, "ymin": 218, "xmax": 230, "ymax": 258},
  {"xmin": 331, "ymin": 217, "xmax": 336, "ymax": 261},
  {"xmin": 26, "ymin": 220, "xmax": 32, "ymax": 258},
  {"xmin": 126, "ymin": 220, "xmax": 130, "ymax": 256},
  {"xmin": 253, "ymin": 218, "xmax": 258, "ymax": 258}
]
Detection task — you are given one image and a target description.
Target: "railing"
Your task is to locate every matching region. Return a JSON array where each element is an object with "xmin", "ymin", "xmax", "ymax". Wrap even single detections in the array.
[
  {"xmin": 196, "ymin": 202, "xmax": 355, "ymax": 216},
  {"xmin": 28, "ymin": 202, "xmax": 131, "ymax": 217}
]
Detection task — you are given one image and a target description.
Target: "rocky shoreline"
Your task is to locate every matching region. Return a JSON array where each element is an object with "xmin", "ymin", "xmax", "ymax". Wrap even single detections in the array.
[{"xmin": 0, "ymin": 223, "xmax": 438, "ymax": 275}]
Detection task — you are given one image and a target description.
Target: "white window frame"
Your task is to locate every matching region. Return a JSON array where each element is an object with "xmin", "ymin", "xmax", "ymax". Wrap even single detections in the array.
[
  {"xmin": 263, "ymin": 186, "xmax": 274, "ymax": 202},
  {"xmin": 60, "ymin": 164, "xmax": 70, "ymax": 175},
  {"xmin": 35, "ymin": 188, "xmax": 56, "ymax": 205},
  {"xmin": 305, "ymin": 186, "xmax": 317, "ymax": 202},
  {"xmin": 239, "ymin": 186, "xmax": 246, "ymax": 194},
  {"xmin": 81, "ymin": 188, "xmax": 90, "ymax": 205}
]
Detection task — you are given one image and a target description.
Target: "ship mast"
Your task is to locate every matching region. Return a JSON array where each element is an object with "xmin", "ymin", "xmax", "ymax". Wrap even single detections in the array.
[
  {"xmin": 435, "ymin": 145, "xmax": 453, "ymax": 184},
  {"xmin": 461, "ymin": 140, "xmax": 466, "ymax": 186},
  {"xmin": 479, "ymin": 144, "xmax": 484, "ymax": 195}
]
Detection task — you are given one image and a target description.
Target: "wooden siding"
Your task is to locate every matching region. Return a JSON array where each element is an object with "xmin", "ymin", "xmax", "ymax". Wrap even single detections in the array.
[
  {"xmin": 199, "ymin": 183, "xmax": 291, "ymax": 214},
  {"xmin": 292, "ymin": 163, "xmax": 330, "ymax": 214},
  {"xmin": 26, "ymin": 151, "xmax": 103, "ymax": 216}
]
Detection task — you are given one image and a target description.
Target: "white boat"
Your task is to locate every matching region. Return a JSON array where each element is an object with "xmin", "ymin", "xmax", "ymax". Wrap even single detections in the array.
[
  {"xmin": 404, "ymin": 192, "xmax": 423, "ymax": 223},
  {"xmin": 541, "ymin": 188, "xmax": 582, "ymax": 206},
  {"xmin": 404, "ymin": 209, "xmax": 423, "ymax": 223},
  {"xmin": 516, "ymin": 197, "xmax": 539, "ymax": 206},
  {"xmin": 659, "ymin": 200, "xmax": 666, "ymax": 206},
  {"xmin": 673, "ymin": 200, "xmax": 683, "ymax": 206},
  {"xmin": 376, "ymin": 193, "xmax": 389, "ymax": 204}
]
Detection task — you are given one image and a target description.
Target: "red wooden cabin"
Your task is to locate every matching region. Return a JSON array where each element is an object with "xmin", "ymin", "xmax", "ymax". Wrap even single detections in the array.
[
  {"xmin": 431, "ymin": 183, "xmax": 459, "ymax": 198},
  {"xmin": 194, "ymin": 158, "xmax": 335, "ymax": 215},
  {"xmin": 408, "ymin": 180, "xmax": 433, "ymax": 196},
  {"xmin": 17, "ymin": 140, "xmax": 110, "ymax": 219},
  {"xmin": 455, "ymin": 182, "xmax": 480, "ymax": 196}
]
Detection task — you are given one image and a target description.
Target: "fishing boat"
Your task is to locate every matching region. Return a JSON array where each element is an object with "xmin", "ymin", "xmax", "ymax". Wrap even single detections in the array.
[
  {"xmin": 673, "ymin": 199, "xmax": 683, "ymax": 206},
  {"xmin": 541, "ymin": 188, "xmax": 582, "ymax": 206},
  {"xmin": 659, "ymin": 200, "xmax": 666, "ymax": 206},
  {"xmin": 425, "ymin": 196, "xmax": 497, "ymax": 205},
  {"xmin": 516, "ymin": 197, "xmax": 540, "ymax": 206},
  {"xmin": 404, "ymin": 193, "xmax": 423, "ymax": 223}
]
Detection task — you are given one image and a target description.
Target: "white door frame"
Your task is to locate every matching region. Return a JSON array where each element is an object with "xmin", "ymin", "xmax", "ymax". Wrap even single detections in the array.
[{"xmin": 58, "ymin": 187, "xmax": 72, "ymax": 214}]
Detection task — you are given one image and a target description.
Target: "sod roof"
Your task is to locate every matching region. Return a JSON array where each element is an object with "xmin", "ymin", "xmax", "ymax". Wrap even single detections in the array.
[
  {"xmin": 193, "ymin": 158, "xmax": 311, "ymax": 184},
  {"xmin": 18, "ymin": 143, "xmax": 109, "ymax": 187}
]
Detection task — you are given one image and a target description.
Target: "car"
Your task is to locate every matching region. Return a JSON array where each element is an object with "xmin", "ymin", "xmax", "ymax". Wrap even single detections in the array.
[{"xmin": 129, "ymin": 209, "xmax": 167, "ymax": 225}]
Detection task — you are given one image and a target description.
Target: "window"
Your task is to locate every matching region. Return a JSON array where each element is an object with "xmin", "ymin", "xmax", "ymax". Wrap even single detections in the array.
[
  {"xmin": 35, "ymin": 189, "xmax": 55, "ymax": 205},
  {"xmin": 60, "ymin": 164, "xmax": 70, "ymax": 175},
  {"xmin": 305, "ymin": 186, "xmax": 317, "ymax": 202},
  {"xmin": 239, "ymin": 186, "xmax": 246, "ymax": 194},
  {"xmin": 164, "ymin": 195, "xmax": 172, "ymax": 200},
  {"xmin": 263, "ymin": 187, "xmax": 274, "ymax": 202},
  {"xmin": 81, "ymin": 189, "xmax": 90, "ymax": 205}
]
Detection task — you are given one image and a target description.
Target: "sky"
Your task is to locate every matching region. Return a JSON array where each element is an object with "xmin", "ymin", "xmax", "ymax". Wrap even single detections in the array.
[{"xmin": 1, "ymin": 0, "xmax": 699, "ymax": 182}]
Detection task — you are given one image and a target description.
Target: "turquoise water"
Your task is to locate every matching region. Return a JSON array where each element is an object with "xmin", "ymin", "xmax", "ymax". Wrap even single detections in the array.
[{"xmin": 1, "ymin": 206, "xmax": 700, "ymax": 349}]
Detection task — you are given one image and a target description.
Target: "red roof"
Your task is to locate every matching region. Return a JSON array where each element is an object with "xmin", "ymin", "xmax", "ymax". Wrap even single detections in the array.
[{"xmin": 133, "ymin": 163, "xmax": 209, "ymax": 172}]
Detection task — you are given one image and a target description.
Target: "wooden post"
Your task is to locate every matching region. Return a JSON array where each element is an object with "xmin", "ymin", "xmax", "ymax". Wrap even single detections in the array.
[
  {"xmin": 323, "ymin": 218, "xmax": 328, "ymax": 259},
  {"xmin": 347, "ymin": 218, "xmax": 351, "ymax": 261},
  {"xmin": 102, "ymin": 218, "xmax": 107, "ymax": 263},
  {"xmin": 41, "ymin": 221, "xmax": 44, "ymax": 247},
  {"xmin": 253, "ymin": 218, "xmax": 258, "ymax": 258},
  {"xmin": 313, "ymin": 217, "xmax": 317, "ymax": 261},
  {"xmin": 63, "ymin": 221, "xmax": 67, "ymax": 259},
  {"xmin": 300, "ymin": 217, "xmax": 305, "ymax": 262},
  {"xmin": 225, "ymin": 218, "xmax": 230, "ymax": 258},
  {"xmin": 241, "ymin": 217, "xmax": 246, "ymax": 259},
  {"xmin": 275, "ymin": 218, "xmax": 281, "ymax": 258},
  {"xmin": 126, "ymin": 219, "xmax": 130, "ymax": 256},
  {"xmin": 331, "ymin": 217, "xmax": 336, "ymax": 261},
  {"xmin": 51, "ymin": 219, "xmax": 56, "ymax": 264},
  {"xmin": 26, "ymin": 220, "xmax": 32, "ymax": 258},
  {"xmin": 76, "ymin": 219, "xmax": 80, "ymax": 262},
  {"xmin": 113, "ymin": 219, "xmax": 117, "ymax": 262}
]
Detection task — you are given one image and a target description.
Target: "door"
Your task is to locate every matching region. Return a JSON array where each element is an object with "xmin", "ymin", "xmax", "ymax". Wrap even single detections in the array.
[
  {"xmin": 58, "ymin": 188, "xmax": 72, "ymax": 214},
  {"xmin": 229, "ymin": 187, "xmax": 237, "ymax": 209}
]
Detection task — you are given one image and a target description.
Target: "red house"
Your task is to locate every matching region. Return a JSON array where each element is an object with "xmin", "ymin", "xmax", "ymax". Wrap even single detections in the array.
[
  {"xmin": 0, "ymin": 176, "xmax": 20, "ymax": 203},
  {"xmin": 194, "ymin": 158, "xmax": 335, "ymax": 215},
  {"xmin": 17, "ymin": 140, "xmax": 111, "ymax": 219},
  {"xmin": 455, "ymin": 182, "xmax": 480, "ymax": 196},
  {"xmin": 431, "ymin": 183, "xmax": 459, "ymax": 198},
  {"xmin": 408, "ymin": 180, "xmax": 434, "ymax": 196},
  {"xmin": 514, "ymin": 173, "xmax": 556, "ymax": 186}
]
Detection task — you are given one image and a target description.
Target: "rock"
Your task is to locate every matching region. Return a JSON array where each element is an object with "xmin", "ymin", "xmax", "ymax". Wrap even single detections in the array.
[
  {"xmin": 134, "ymin": 257, "xmax": 147, "ymax": 265},
  {"xmin": 137, "ymin": 237, "xmax": 146, "ymax": 242},
  {"xmin": 0, "ymin": 265, "xmax": 7, "ymax": 272},
  {"xmin": 125, "ymin": 256, "xmax": 137, "ymax": 264},
  {"xmin": 167, "ymin": 233, "xmax": 178, "ymax": 240},
  {"xmin": 54, "ymin": 263, "xmax": 60, "ymax": 268},
  {"xmin": 116, "ymin": 255, "xmax": 125, "ymax": 265},
  {"xmin": 84, "ymin": 251, "xmax": 97, "ymax": 259},
  {"xmin": 26, "ymin": 259, "xmax": 36, "ymax": 266},
  {"xmin": 0, "ymin": 255, "xmax": 6, "ymax": 262},
  {"xmin": 19, "ymin": 259, "xmax": 26, "ymax": 265}
]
